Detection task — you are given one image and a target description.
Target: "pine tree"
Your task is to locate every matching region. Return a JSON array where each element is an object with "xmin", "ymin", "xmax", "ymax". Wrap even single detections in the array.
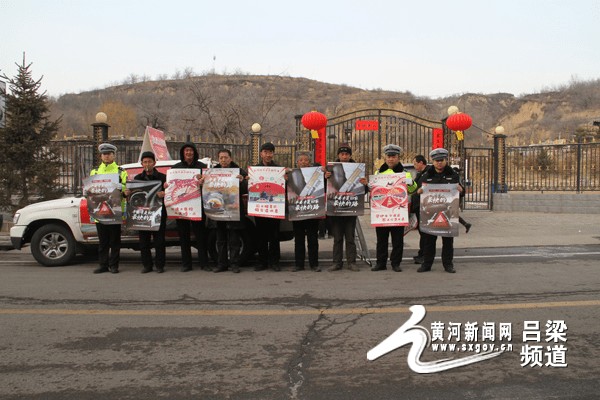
[{"xmin": 0, "ymin": 59, "xmax": 64, "ymax": 212}]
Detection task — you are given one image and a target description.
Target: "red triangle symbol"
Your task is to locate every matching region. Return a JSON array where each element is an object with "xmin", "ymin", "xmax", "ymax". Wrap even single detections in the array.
[{"xmin": 432, "ymin": 212, "xmax": 450, "ymax": 227}]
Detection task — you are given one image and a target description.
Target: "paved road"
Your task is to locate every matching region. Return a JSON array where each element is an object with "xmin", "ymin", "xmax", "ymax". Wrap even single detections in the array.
[{"xmin": 1, "ymin": 243, "xmax": 599, "ymax": 399}]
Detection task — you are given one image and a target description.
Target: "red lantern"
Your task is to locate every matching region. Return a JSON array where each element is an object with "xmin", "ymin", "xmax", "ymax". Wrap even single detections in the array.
[
  {"xmin": 301, "ymin": 111, "xmax": 327, "ymax": 131},
  {"xmin": 446, "ymin": 113, "xmax": 472, "ymax": 132}
]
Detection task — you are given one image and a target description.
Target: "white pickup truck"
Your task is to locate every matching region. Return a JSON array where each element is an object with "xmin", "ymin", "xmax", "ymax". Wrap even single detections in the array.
[{"xmin": 10, "ymin": 160, "xmax": 293, "ymax": 267}]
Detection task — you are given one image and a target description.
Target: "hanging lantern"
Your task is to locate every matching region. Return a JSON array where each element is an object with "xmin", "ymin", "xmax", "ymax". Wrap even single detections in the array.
[
  {"xmin": 446, "ymin": 113, "xmax": 472, "ymax": 132},
  {"xmin": 301, "ymin": 111, "xmax": 328, "ymax": 132}
]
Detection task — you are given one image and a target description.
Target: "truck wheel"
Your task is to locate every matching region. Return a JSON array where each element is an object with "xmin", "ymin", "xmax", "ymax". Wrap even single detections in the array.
[{"xmin": 30, "ymin": 224, "xmax": 76, "ymax": 267}]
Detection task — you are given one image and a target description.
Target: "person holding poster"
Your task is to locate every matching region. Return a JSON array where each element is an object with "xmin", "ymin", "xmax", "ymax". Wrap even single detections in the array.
[
  {"xmin": 167, "ymin": 143, "xmax": 209, "ymax": 272},
  {"xmin": 411, "ymin": 154, "xmax": 429, "ymax": 265},
  {"xmin": 287, "ymin": 153, "xmax": 324, "ymax": 272},
  {"xmin": 416, "ymin": 148, "xmax": 462, "ymax": 273},
  {"xmin": 211, "ymin": 149, "xmax": 247, "ymax": 274},
  {"xmin": 124, "ymin": 151, "xmax": 167, "ymax": 274},
  {"xmin": 249, "ymin": 142, "xmax": 284, "ymax": 272},
  {"xmin": 89, "ymin": 143, "xmax": 128, "ymax": 274},
  {"xmin": 323, "ymin": 144, "xmax": 368, "ymax": 272},
  {"xmin": 368, "ymin": 144, "xmax": 417, "ymax": 272}
]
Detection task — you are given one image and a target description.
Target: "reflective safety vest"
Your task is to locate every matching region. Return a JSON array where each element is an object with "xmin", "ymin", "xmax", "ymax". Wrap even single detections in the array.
[{"xmin": 375, "ymin": 168, "xmax": 417, "ymax": 194}]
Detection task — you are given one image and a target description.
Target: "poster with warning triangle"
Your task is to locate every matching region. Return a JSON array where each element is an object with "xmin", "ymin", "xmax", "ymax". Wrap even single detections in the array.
[
  {"xmin": 369, "ymin": 172, "xmax": 409, "ymax": 227},
  {"xmin": 420, "ymin": 183, "xmax": 460, "ymax": 237},
  {"xmin": 83, "ymin": 174, "xmax": 124, "ymax": 225}
]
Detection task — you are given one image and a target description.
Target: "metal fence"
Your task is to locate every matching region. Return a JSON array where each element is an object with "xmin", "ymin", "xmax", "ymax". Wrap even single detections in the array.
[
  {"xmin": 51, "ymin": 138, "xmax": 299, "ymax": 196},
  {"xmin": 505, "ymin": 142, "xmax": 600, "ymax": 192}
]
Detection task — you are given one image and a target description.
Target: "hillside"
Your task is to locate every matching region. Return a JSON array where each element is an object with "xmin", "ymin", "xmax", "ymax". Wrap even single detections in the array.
[{"xmin": 49, "ymin": 74, "xmax": 600, "ymax": 147}]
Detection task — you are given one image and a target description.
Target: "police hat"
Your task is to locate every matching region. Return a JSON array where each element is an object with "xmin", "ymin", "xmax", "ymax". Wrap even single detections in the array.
[
  {"xmin": 260, "ymin": 142, "xmax": 275, "ymax": 152},
  {"xmin": 430, "ymin": 148, "xmax": 449, "ymax": 161},
  {"xmin": 140, "ymin": 151, "xmax": 156, "ymax": 162},
  {"xmin": 99, "ymin": 143, "xmax": 117, "ymax": 154},
  {"xmin": 383, "ymin": 144, "xmax": 402, "ymax": 156}
]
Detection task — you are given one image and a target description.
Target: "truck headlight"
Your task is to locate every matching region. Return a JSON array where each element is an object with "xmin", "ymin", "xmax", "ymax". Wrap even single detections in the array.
[{"xmin": 13, "ymin": 213, "xmax": 20, "ymax": 225}]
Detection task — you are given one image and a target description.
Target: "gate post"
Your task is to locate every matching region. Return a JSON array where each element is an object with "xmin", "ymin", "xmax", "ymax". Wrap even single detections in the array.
[
  {"xmin": 251, "ymin": 123, "xmax": 262, "ymax": 166},
  {"xmin": 493, "ymin": 133, "xmax": 507, "ymax": 194},
  {"xmin": 91, "ymin": 112, "xmax": 110, "ymax": 165}
]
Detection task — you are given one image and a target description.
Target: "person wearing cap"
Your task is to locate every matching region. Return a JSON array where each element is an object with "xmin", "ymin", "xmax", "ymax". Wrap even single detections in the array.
[
  {"xmin": 251, "ymin": 142, "xmax": 283, "ymax": 271},
  {"xmin": 91, "ymin": 143, "xmax": 128, "ymax": 274},
  {"xmin": 288, "ymin": 152, "xmax": 321, "ymax": 272},
  {"xmin": 323, "ymin": 144, "xmax": 368, "ymax": 272},
  {"xmin": 411, "ymin": 154, "xmax": 429, "ymax": 265},
  {"xmin": 416, "ymin": 148, "xmax": 462, "ymax": 273},
  {"xmin": 124, "ymin": 152, "xmax": 167, "ymax": 274},
  {"xmin": 166, "ymin": 142, "xmax": 210, "ymax": 272},
  {"xmin": 212, "ymin": 148, "xmax": 247, "ymax": 274},
  {"xmin": 368, "ymin": 144, "xmax": 417, "ymax": 272}
]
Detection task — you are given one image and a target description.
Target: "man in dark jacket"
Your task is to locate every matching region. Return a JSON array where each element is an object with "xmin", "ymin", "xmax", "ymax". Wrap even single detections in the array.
[
  {"xmin": 252, "ymin": 142, "xmax": 282, "ymax": 272},
  {"xmin": 411, "ymin": 154, "xmax": 428, "ymax": 264},
  {"xmin": 124, "ymin": 151, "xmax": 167, "ymax": 273},
  {"xmin": 168, "ymin": 143, "xmax": 209, "ymax": 272},
  {"xmin": 368, "ymin": 144, "xmax": 416, "ymax": 272},
  {"xmin": 324, "ymin": 144, "xmax": 368, "ymax": 272},
  {"xmin": 416, "ymin": 148, "xmax": 462, "ymax": 273},
  {"xmin": 212, "ymin": 149, "xmax": 247, "ymax": 274}
]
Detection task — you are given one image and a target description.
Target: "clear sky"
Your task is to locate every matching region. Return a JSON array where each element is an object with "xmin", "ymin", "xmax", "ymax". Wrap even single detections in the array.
[{"xmin": 1, "ymin": 0, "xmax": 599, "ymax": 99}]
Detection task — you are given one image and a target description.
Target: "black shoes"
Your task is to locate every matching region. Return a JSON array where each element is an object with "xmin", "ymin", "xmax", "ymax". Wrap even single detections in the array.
[
  {"xmin": 110, "ymin": 267, "xmax": 119, "ymax": 274},
  {"xmin": 254, "ymin": 265, "xmax": 267, "ymax": 272},
  {"xmin": 213, "ymin": 266, "xmax": 228, "ymax": 273},
  {"xmin": 93, "ymin": 266, "xmax": 109, "ymax": 274},
  {"xmin": 156, "ymin": 267, "xmax": 165, "ymax": 274},
  {"xmin": 392, "ymin": 265, "xmax": 402, "ymax": 272},
  {"xmin": 413, "ymin": 256, "xmax": 424, "ymax": 264},
  {"xmin": 141, "ymin": 267, "xmax": 153, "ymax": 274},
  {"xmin": 231, "ymin": 266, "xmax": 240, "ymax": 274},
  {"xmin": 444, "ymin": 266, "xmax": 456, "ymax": 273},
  {"xmin": 181, "ymin": 266, "xmax": 193, "ymax": 272},
  {"xmin": 271, "ymin": 264, "xmax": 281, "ymax": 272},
  {"xmin": 311, "ymin": 266, "xmax": 321, "ymax": 272},
  {"xmin": 465, "ymin": 223, "xmax": 472, "ymax": 233},
  {"xmin": 201, "ymin": 265, "xmax": 212, "ymax": 272},
  {"xmin": 292, "ymin": 266, "xmax": 305, "ymax": 272},
  {"xmin": 417, "ymin": 265, "xmax": 431, "ymax": 273},
  {"xmin": 328, "ymin": 265, "xmax": 342, "ymax": 272},
  {"xmin": 371, "ymin": 265, "xmax": 387, "ymax": 271}
]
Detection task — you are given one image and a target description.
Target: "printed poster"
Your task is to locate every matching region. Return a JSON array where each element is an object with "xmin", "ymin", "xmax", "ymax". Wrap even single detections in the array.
[
  {"xmin": 138, "ymin": 126, "xmax": 172, "ymax": 162},
  {"xmin": 247, "ymin": 166, "xmax": 286, "ymax": 219},
  {"xmin": 202, "ymin": 168, "xmax": 240, "ymax": 222},
  {"xmin": 125, "ymin": 180, "xmax": 163, "ymax": 231},
  {"xmin": 326, "ymin": 162, "xmax": 366, "ymax": 216},
  {"xmin": 420, "ymin": 183, "xmax": 460, "ymax": 237},
  {"xmin": 83, "ymin": 173, "xmax": 123, "ymax": 225},
  {"xmin": 370, "ymin": 173, "xmax": 409, "ymax": 227},
  {"xmin": 287, "ymin": 167, "xmax": 326, "ymax": 221},
  {"xmin": 164, "ymin": 169, "xmax": 202, "ymax": 220}
]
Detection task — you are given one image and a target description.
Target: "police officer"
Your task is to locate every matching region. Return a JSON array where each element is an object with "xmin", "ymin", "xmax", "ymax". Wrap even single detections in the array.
[
  {"xmin": 124, "ymin": 151, "xmax": 167, "ymax": 274},
  {"xmin": 91, "ymin": 143, "xmax": 128, "ymax": 274},
  {"xmin": 369, "ymin": 145, "xmax": 417, "ymax": 272},
  {"xmin": 417, "ymin": 148, "xmax": 462, "ymax": 273}
]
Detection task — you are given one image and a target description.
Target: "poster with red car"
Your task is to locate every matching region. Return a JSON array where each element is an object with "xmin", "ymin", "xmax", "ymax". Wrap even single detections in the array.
[
  {"xmin": 370, "ymin": 172, "xmax": 410, "ymax": 227},
  {"xmin": 164, "ymin": 169, "xmax": 202, "ymax": 220}
]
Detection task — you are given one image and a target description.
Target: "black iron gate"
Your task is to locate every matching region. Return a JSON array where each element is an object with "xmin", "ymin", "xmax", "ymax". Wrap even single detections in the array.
[
  {"xmin": 463, "ymin": 147, "xmax": 493, "ymax": 210},
  {"xmin": 295, "ymin": 109, "xmax": 444, "ymax": 176}
]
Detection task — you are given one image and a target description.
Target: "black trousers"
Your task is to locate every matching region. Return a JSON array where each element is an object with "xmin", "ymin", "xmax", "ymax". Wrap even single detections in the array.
[
  {"xmin": 376, "ymin": 226, "xmax": 404, "ymax": 268},
  {"xmin": 421, "ymin": 231, "xmax": 454, "ymax": 269},
  {"xmin": 293, "ymin": 219, "xmax": 319, "ymax": 269},
  {"xmin": 96, "ymin": 223, "xmax": 121, "ymax": 269},
  {"xmin": 216, "ymin": 221, "xmax": 242, "ymax": 269},
  {"xmin": 416, "ymin": 212, "xmax": 424, "ymax": 258},
  {"xmin": 139, "ymin": 214, "xmax": 167, "ymax": 270},
  {"xmin": 331, "ymin": 216, "xmax": 357, "ymax": 266},
  {"xmin": 255, "ymin": 217, "xmax": 280, "ymax": 267},
  {"xmin": 176, "ymin": 219, "xmax": 208, "ymax": 269}
]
